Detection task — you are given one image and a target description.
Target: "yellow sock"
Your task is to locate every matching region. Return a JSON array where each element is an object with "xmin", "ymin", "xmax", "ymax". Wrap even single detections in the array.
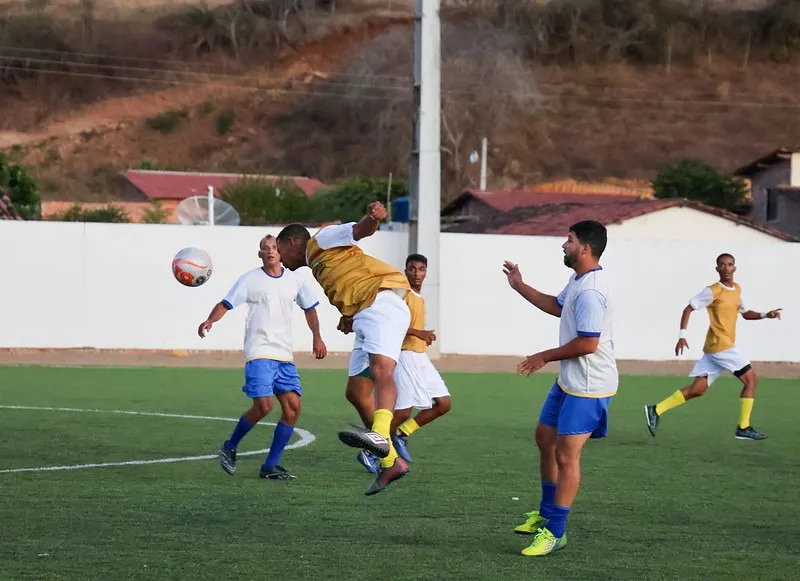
[
  {"xmin": 655, "ymin": 390, "xmax": 687, "ymax": 416},
  {"xmin": 372, "ymin": 408, "xmax": 398, "ymax": 468},
  {"xmin": 739, "ymin": 398, "xmax": 754, "ymax": 429},
  {"xmin": 398, "ymin": 418, "xmax": 419, "ymax": 437}
]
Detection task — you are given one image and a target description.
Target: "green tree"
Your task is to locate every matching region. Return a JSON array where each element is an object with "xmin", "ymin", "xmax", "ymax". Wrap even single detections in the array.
[
  {"xmin": 310, "ymin": 176, "xmax": 408, "ymax": 223},
  {"xmin": 220, "ymin": 178, "xmax": 313, "ymax": 226},
  {"xmin": 652, "ymin": 159, "xmax": 748, "ymax": 211},
  {"xmin": 0, "ymin": 154, "xmax": 41, "ymax": 220},
  {"xmin": 52, "ymin": 203, "xmax": 130, "ymax": 223},
  {"xmin": 142, "ymin": 200, "xmax": 169, "ymax": 224}
]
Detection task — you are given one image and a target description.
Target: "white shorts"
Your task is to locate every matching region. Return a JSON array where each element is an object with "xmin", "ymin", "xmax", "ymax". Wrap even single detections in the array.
[
  {"xmin": 689, "ymin": 347, "xmax": 751, "ymax": 386},
  {"xmin": 348, "ymin": 289, "xmax": 411, "ymax": 377},
  {"xmin": 394, "ymin": 350, "xmax": 450, "ymax": 410}
]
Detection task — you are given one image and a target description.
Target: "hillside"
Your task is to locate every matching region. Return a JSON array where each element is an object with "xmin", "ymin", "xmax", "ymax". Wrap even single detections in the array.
[{"xmin": 2, "ymin": 0, "xmax": 800, "ymax": 205}]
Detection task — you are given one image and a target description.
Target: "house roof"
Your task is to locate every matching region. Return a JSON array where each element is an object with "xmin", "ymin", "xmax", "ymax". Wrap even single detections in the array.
[
  {"xmin": 0, "ymin": 190, "xmax": 22, "ymax": 220},
  {"xmin": 442, "ymin": 189, "xmax": 653, "ymax": 215},
  {"xmin": 733, "ymin": 148, "xmax": 796, "ymax": 177},
  {"xmin": 446, "ymin": 191, "xmax": 798, "ymax": 241},
  {"xmin": 120, "ymin": 170, "xmax": 327, "ymax": 200}
]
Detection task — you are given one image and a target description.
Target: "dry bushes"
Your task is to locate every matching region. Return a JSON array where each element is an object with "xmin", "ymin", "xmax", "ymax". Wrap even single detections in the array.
[{"xmin": 270, "ymin": 21, "xmax": 544, "ymax": 200}]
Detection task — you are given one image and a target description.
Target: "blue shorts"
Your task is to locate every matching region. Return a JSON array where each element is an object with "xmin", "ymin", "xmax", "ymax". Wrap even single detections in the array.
[
  {"xmin": 538, "ymin": 381, "xmax": 612, "ymax": 439},
  {"xmin": 242, "ymin": 359, "xmax": 302, "ymax": 399}
]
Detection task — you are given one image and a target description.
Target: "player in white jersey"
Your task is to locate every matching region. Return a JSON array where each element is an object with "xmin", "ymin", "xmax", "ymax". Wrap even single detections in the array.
[
  {"xmin": 503, "ymin": 220, "xmax": 617, "ymax": 557},
  {"xmin": 198, "ymin": 234, "xmax": 327, "ymax": 480}
]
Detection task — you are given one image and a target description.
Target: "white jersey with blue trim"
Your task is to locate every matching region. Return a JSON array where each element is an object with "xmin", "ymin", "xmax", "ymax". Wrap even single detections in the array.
[
  {"xmin": 222, "ymin": 267, "xmax": 319, "ymax": 362},
  {"xmin": 555, "ymin": 267, "xmax": 618, "ymax": 398}
]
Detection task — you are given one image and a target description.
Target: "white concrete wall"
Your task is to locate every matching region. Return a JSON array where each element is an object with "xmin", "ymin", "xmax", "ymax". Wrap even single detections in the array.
[
  {"xmin": 608, "ymin": 207, "xmax": 782, "ymax": 243},
  {"xmin": 1, "ymin": 220, "xmax": 798, "ymax": 362}
]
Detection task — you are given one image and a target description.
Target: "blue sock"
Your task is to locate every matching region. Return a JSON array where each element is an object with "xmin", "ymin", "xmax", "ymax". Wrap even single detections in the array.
[
  {"xmin": 547, "ymin": 505, "xmax": 570, "ymax": 538},
  {"xmin": 225, "ymin": 416, "xmax": 254, "ymax": 450},
  {"xmin": 539, "ymin": 481, "xmax": 557, "ymax": 519},
  {"xmin": 263, "ymin": 421, "xmax": 295, "ymax": 469}
]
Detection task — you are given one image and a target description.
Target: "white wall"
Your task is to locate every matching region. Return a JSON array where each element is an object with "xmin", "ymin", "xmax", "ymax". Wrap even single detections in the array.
[
  {"xmin": 608, "ymin": 206, "xmax": 784, "ymax": 243},
  {"xmin": 1, "ymin": 220, "xmax": 798, "ymax": 362}
]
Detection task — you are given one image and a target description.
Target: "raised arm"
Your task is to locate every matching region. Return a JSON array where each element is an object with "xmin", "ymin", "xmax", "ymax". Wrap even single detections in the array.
[
  {"xmin": 352, "ymin": 201, "xmax": 387, "ymax": 241},
  {"xmin": 739, "ymin": 294, "xmax": 782, "ymax": 321},
  {"xmin": 502, "ymin": 261, "xmax": 562, "ymax": 318}
]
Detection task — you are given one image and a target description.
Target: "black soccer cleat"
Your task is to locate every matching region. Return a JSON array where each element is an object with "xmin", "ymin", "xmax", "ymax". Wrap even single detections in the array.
[
  {"xmin": 735, "ymin": 426, "xmax": 768, "ymax": 441},
  {"xmin": 259, "ymin": 465, "xmax": 296, "ymax": 480},
  {"xmin": 218, "ymin": 444, "xmax": 237, "ymax": 475},
  {"xmin": 644, "ymin": 405, "xmax": 660, "ymax": 437},
  {"xmin": 365, "ymin": 457, "xmax": 409, "ymax": 496},
  {"xmin": 338, "ymin": 425, "xmax": 390, "ymax": 458}
]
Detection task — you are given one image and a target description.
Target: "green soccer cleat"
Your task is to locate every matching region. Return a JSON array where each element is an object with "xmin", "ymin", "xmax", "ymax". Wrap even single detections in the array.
[
  {"xmin": 521, "ymin": 527, "xmax": 567, "ymax": 557},
  {"xmin": 514, "ymin": 510, "xmax": 547, "ymax": 535}
]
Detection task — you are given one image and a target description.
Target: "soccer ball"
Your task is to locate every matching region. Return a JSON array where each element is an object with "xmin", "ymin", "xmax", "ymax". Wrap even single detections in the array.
[{"xmin": 172, "ymin": 247, "xmax": 213, "ymax": 287}]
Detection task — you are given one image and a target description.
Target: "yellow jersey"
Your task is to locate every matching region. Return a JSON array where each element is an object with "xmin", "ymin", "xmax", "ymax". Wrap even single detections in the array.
[
  {"xmin": 306, "ymin": 224, "xmax": 410, "ymax": 317},
  {"xmin": 401, "ymin": 290, "xmax": 426, "ymax": 353},
  {"xmin": 689, "ymin": 281, "xmax": 744, "ymax": 353}
]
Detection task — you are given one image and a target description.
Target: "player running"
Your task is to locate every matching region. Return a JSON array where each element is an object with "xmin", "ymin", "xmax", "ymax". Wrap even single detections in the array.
[
  {"xmin": 343, "ymin": 253, "xmax": 452, "ymax": 474},
  {"xmin": 644, "ymin": 253, "xmax": 781, "ymax": 441},
  {"xmin": 504, "ymin": 220, "xmax": 617, "ymax": 557},
  {"xmin": 199, "ymin": 234, "xmax": 327, "ymax": 480},
  {"xmin": 276, "ymin": 202, "xmax": 412, "ymax": 495}
]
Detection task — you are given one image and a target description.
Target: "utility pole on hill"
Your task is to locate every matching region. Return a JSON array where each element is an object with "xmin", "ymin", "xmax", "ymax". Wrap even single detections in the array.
[{"xmin": 408, "ymin": 0, "xmax": 442, "ymax": 359}]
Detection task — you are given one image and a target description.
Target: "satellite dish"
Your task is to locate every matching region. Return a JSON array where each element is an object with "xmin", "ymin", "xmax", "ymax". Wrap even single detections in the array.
[{"xmin": 176, "ymin": 195, "xmax": 240, "ymax": 226}]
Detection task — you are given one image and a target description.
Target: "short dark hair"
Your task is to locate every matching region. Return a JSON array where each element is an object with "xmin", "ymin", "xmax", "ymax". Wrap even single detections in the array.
[
  {"xmin": 570, "ymin": 220, "xmax": 607, "ymax": 258},
  {"xmin": 406, "ymin": 253, "xmax": 427, "ymax": 267},
  {"xmin": 716, "ymin": 253, "xmax": 735, "ymax": 264},
  {"xmin": 276, "ymin": 223, "xmax": 310, "ymax": 243}
]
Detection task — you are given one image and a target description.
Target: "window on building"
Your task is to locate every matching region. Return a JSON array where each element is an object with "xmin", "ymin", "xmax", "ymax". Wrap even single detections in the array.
[{"xmin": 766, "ymin": 189, "xmax": 779, "ymax": 222}]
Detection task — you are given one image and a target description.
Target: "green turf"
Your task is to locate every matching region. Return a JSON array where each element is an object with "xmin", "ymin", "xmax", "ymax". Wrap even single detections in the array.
[{"xmin": 0, "ymin": 366, "xmax": 798, "ymax": 581}]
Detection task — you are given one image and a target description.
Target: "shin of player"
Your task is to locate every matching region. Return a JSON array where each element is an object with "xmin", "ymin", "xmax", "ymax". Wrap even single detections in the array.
[
  {"xmin": 504, "ymin": 220, "xmax": 617, "ymax": 557},
  {"xmin": 198, "ymin": 235, "xmax": 327, "ymax": 480},
  {"xmin": 644, "ymin": 253, "xmax": 781, "ymax": 441},
  {"xmin": 276, "ymin": 202, "xmax": 411, "ymax": 495}
]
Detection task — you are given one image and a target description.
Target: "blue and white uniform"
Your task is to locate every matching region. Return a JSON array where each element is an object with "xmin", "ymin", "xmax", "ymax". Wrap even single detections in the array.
[
  {"xmin": 222, "ymin": 267, "xmax": 319, "ymax": 398},
  {"xmin": 539, "ymin": 267, "xmax": 618, "ymax": 438}
]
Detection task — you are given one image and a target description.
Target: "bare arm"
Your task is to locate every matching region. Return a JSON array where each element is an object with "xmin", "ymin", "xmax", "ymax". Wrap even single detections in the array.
[
  {"xmin": 304, "ymin": 308, "xmax": 327, "ymax": 359},
  {"xmin": 407, "ymin": 327, "xmax": 436, "ymax": 346},
  {"xmin": 674, "ymin": 305, "xmax": 694, "ymax": 355},
  {"xmin": 539, "ymin": 336, "xmax": 599, "ymax": 363},
  {"xmin": 352, "ymin": 202, "xmax": 387, "ymax": 241},
  {"xmin": 198, "ymin": 302, "xmax": 229, "ymax": 337},
  {"xmin": 742, "ymin": 309, "xmax": 782, "ymax": 320},
  {"xmin": 503, "ymin": 261, "xmax": 562, "ymax": 318}
]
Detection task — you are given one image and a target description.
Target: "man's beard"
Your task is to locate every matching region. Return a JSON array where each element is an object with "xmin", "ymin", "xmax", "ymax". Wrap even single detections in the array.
[{"xmin": 563, "ymin": 254, "xmax": 575, "ymax": 267}]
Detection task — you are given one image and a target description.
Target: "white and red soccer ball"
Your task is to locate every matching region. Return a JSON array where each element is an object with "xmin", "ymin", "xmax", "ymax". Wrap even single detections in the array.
[{"xmin": 172, "ymin": 247, "xmax": 213, "ymax": 287}]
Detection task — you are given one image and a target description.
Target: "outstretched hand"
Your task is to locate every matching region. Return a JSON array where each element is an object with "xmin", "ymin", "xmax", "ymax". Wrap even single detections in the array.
[
  {"xmin": 503, "ymin": 260, "xmax": 523, "ymax": 290},
  {"xmin": 765, "ymin": 308, "xmax": 782, "ymax": 319}
]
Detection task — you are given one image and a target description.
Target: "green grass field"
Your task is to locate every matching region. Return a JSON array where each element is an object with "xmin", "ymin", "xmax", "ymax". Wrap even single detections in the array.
[{"xmin": 1, "ymin": 365, "xmax": 798, "ymax": 581}]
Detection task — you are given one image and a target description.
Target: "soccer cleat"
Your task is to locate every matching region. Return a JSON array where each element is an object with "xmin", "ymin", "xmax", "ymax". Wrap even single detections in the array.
[
  {"xmin": 338, "ymin": 425, "xmax": 390, "ymax": 458},
  {"xmin": 392, "ymin": 433, "xmax": 412, "ymax": 463},
  {"xmin": 365, "ymin": 457, "xmax": 409, "ymax": 496},
  {"xmin": 644, "ymin": 405, "xmax": 660, "ymax": 437},
  {"xmin": 521, "ymin": 527, "xmax": 567, "ymax": 557},
  {"xmin": 735, "ymin": 426, "xmax": 768, "ymax": 440},
  {"xmin": 259, "ymin": 465, "xmax": 296, "ymax": 480},
  {"xmin": 218, "ymin": 444, "xmax": 237, "ymax": 475},
  {"xmin": 357, "ymin": 450, "xmax": 379, "ymax": 474},
  {"xmin": 514, "ymin": 510, "xmax": 547, "ymax": 535}
]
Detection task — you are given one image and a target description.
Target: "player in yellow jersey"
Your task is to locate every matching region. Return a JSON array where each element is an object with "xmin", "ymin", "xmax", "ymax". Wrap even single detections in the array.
[
  {"xmin": 276, "ymin": 201, "xmax": 412, "ymax": 495},
  {"xmin": 344, "ymin": 253, "xmax": 452, "ymax": 473},
  {"xmin": 644, "ymin": 253, "xmax": 782, "ymax": 441}
]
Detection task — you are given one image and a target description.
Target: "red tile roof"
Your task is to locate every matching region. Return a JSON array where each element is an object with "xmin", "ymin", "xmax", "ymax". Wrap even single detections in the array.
[
  {"xmin": 120, "ymin": 170, "xmax": 327, "ymax": 200},
  {"xmin": 0, "ymin": 190, "xmax": 22, "ymax": 220},
  {"xmin": 446, "ymin": 191, "xmax": 798, "ymax": 241}
]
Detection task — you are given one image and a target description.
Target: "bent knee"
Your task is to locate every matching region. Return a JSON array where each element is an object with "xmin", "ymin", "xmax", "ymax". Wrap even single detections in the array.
[
  {"xmin": 435, "ymin": 397, "xmax": 452, "ymax": 415},
  {"xmin": 535, "ymin": 424, "xmax": 556, "ymax": 449},
  {"xmin": 369, "ymin": 357, "xmax": 396, "ymax": 381}
]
